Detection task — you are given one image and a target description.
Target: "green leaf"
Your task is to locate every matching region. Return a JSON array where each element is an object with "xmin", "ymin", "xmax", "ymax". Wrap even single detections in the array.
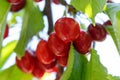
[
  {"xmin": 0, "ymin": 0, "xmax": 10, "ymax": 60},
  {"xmin": 0, "ymin": 41, "xmax": 17, "ymax": 69},
  {"xmin": 84, "ymin": 49, "xmax": 108, "ymax": 80},
  {"xmin": 71, "ymin": 0, "xmax": 106, "ymax": 21},
  {"xmin": 107, "ymin": 74, "xmax": 120, "ymax": 80},
  {"xmin": 105, "ymin": 3, "xmax": 120, "ymax": 55},
  {"xmin": 0, "ymin": 65, "xmax": 33, "ymax": 80},
  {"xmin": 61, "ymin": 45, "xmax": 88, "ymax": 80},
  {"xmin": 14, "ymin": 0, "xmax": 44, "ymax": 57}
]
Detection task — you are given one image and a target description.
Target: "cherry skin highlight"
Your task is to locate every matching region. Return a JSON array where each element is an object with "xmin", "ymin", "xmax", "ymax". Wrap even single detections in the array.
[
  {"xmin": 54, "ymin": 17, "xmax": 80, "ymax": 43},
  {"xmin": 73, "ymin": 31, "xmax": 92, "ymax": 54},
  {"xmin": 88, "ymin": 23, "xmax": 107, "ymax": 41},
  {"xmin": 36, "ymin": 40, "xmax": 55, "ymax": 64},
  {"xmin": 48, "ymin": 32, "xmax": 70, "ymax": 56}
]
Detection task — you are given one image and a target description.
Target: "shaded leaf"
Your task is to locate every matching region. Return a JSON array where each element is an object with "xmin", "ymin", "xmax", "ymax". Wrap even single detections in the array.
[
  {"xmin": 61, "ymin": 45, "xmax": 88, "ymax": 80},
  {"xmin": 14, "ymin": 0, "xmax": 44, "ymax": 57},
  {"xmin": 84, "ymin": 49, "xmax": 108, "ymax": 80},
  {"xmin": 0, "ymin": 0, "xmax": 10, "ymax": 60}
]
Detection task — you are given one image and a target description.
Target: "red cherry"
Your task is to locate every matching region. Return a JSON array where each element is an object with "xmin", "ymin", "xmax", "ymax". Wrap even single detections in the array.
[
  {"xmin": 3, "ymin": 24, "xmax": 9, "ymax": 39},
  {"xmin": 57, "ymin": 55, "xmax": 68, "ymax": 67},
  {"xmin": 54, "ymin": 17, "xmax": 80, "ymax": 43},
  {"xmin": 7, "ymin": 0, "xmax": 23, "ymax": 5},
  {"xmin": 48, "ymin": 33, "xmax": 70, "ymax": 56},
  {"xmin": 88, "ymin": 23, "xmax": 107, "ymax": 41},
  {"xmin": 103, "ymin": 20, "xmax": 112, "ymax": 26},
  {"xmin": 16, "ymin": 51, "xmax": 34, "ymax": 73},
  {"xmin": 10, "ymin": 0, "xmax": 26, "ymax": 12},
  {"xmin": 32, "ymin": 57, "xmax": 45, "ymax": 78},
  {"xmin": 73, "ymin": 31, "xmax": 92, "ymax": 54},
  {"xmin": 52, "ymin": 0, "xmax": 60, "ymax": 4},
  {"xmin": 36, "ymin": 40, "xmax": 55, "ymax": 64},
  {"xmin": 34, "ymin": 0, "xmax": 42, "ymax": 2},
  {"xmin": 107, "ymin": 0, "xmax": 113, "ymax": 3}
]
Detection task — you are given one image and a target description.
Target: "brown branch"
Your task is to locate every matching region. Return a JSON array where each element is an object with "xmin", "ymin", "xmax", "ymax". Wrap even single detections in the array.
[
  {"xmin": 55, "ymin": 65, "xmax": 64, "ymax": 80},
  {"xmin": 44, "ymin": 0, "xmax": 53, "ymax": 34}
]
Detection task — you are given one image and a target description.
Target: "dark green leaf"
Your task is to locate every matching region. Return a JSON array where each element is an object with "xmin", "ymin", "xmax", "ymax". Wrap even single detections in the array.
[
  {"xmin": 84, "ymin": 49, "xmax": 108, "ymax": 80},
  {"xmin": 105, "ymin": 3, "xmax": 120, "ymax": 55},
  {"xmin": 0, "ymin": 41, "xmax": 17, "ymax": 69},
  {"xmin": 0, "ymin": 65, "xmax": 33, "ymax": 80},
  {"xmin": 14, "ymin": 0, "xmax": 44, "ymax": 57},
  {"xmin": 61, "ymin": 45, "xmax": 88, "ymax": 80},
  {"xmin": 0, "ymin": 0, "xmax": 10, "ymax": 60}
]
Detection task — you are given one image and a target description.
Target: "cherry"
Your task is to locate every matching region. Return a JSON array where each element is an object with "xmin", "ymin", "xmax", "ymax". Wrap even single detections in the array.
[
  {"xmin": 103, "ymin": 20, "xmax": 112, "ymax": 26},
  {"xmin": 16, "ymin": 51, "xmax": 34, "ymax": 73},
  {"xmin": 10, "ymin": 0, "xmax": 26, "ymax": 12},
  {"xmin": 88, "ymin": 23, "xmax": 107, "ymax": 41},
  {"xmin": 48, "ymin": 32, "xmax": 70, "ymax": 56},
  {"xmin": 36, "ymin": 40, "xmax": 55, "ymax": 64},
  {"xmin": 73, "ymin": 31, "xmax": 92, "ymax": 54},
  {"xmin": 52, "ymin": 0, "xmax": 60, "ymax": 4},
  {"xmin": 32, "ymin": 57, "xmax": 45, "ymax": 78},
  {"xmin": 7, "ymin": 0, "xmax": 23, "ymax": 5},
  {"xmin": 3, "ymin": 24, "xmax": 9, "ymax": 39},
  {"xmin": 54, "ymin": 17, "xmax": 80, "ymax": 43},
  {"xmin": 107, "ymin": 0, "xmax": 113, "ymax": 3},
  {"xmin": 34, "ymin": 0, "xmax": 42, "ymax": 2},
  {"xmin": 57, "ymin": 55, "xmax": 68, "ymax": 67}
]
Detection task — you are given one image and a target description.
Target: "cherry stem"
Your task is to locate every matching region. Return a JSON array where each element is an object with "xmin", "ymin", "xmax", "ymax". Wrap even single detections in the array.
[
  {"xmin": 43, "ymin": 0, "xmax": 53, "ymax": 34},
  {"xmin": 55, "ymin": 65, "xmax": 64, "ymax": 80}
]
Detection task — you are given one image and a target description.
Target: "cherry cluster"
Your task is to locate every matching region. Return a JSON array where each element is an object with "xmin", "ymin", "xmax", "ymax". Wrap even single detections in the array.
[
  {"xmin": 16, "ymin": 50, "xmax": 57, "ymax": 78},
  {"xmin": 16, "ymin": 17, "xmax": 112, "ymax": 78}
]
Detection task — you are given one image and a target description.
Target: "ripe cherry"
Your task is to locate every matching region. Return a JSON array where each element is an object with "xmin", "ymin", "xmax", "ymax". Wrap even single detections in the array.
[
  {"xmin": 10, "ymin": 0, "xmax": 26, "ymax": 12},
  {"xmin": 34, "ymin": 0, "xmax": 42, "ymax": 2},
  {"xmin": 7, "ymin": 0, "xmax": 23, "ymax": 5},
  {"xmin": 73, "ymin": 31, "xmax": 92, "ymax": 54},
  {"xmin": 57, "ymin": 55, "xmax": 68, "ymax": 67},
  {"xmin": 48, "ymin": 33, "xmax": 70, "ymax": 56},
  {"xmin": 52, "ymin": 0, "xmax": 60, "ymax": 4},
  {"xmin": 54, "ymin": 17, "xmax": 80, "ymax": 43},
  {"xmin": 88, "ymin": 23, "xmax": 107, "ymax": 41},
  {"xmin": 107, "ymin": 0, "xmax": 113, "ymax": 3},
  {"xmin": 36, "ymin": 40, "xmax": 55, "ymax": 64},
  {"xmin": 16, "ymin": 51, "xmax": 34, "ymax": 73},
  {"xmin": 103, "ymin": 20, "xmax": 112, "ymax": 26},
  {"xmin": 32, "ymin": 57, "xmax": 45, "ymax": 78},
  {"xmin": 3, "ymin": 24, "xmax": 9, "ymax": 39}
]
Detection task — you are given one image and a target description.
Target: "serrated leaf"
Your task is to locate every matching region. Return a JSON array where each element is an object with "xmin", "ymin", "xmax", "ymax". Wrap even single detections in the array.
[
  {"xmin": 0, "ymin": 65, "xmax": 33, "ymax": 80},
  {"xmin": 61, "ymin": 45, "xmax": 88, "ymax": 80},
  {"xmin": 14, "ymin": 0, "xmax": 44, "ymax": 57},
  {"xmin": 107, "ymin": 74, "xmax": 120, "ymax": 80},
  {"xmin": 71, "ymin": 0, "xmax": 106, "ymax": 21},
  {"xmin": 105, "ymin": 3, "xmax": 120, "ymax": 55},
  {"xmin": 0, "ymin": 41, "xmax": 17, "ymax": 69},
  {"xmin": 0, "ymin": 0, "xmax": 10, "ymax": 60},
  {"xmin": 84, "ymin": 49, "xmax": 108, "ymax": 80}
]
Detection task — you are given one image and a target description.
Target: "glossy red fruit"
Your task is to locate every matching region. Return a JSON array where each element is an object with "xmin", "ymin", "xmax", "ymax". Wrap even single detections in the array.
[
  {"xmin": 48, "ymin": 33, "xmax": 70, "ymax": 56},
  {"xmin": 10, "ymin": 0, "xmax": 26, "ymax": 12},
  {"xmin": 73, "ymin": 31, "xmax": 92, "ymax": 54},
  {"xmin": 32, "ymin": 57, "xmax": 45, "ymax": 78},
  {"xmin": 107, "ymin": 0, "xmax": 113, "ymax": 3},
  {"xmin": 7, "ymin": 0, "xmax": 23, "ymax": 5},
  {"xmin": 34, "ymin": 0, "xmax": 42, "ymax": 2},
  {"xmin": 57, "ymin": 55, "xmax": 68, "ymax": 67},
  {"xmin": 88, "ymin": 23, "xmax": 107, "ymax": 41},
  {"xmin": 36, "ymin": 40, "xmax": 55, "ymax": 64},
  {"xmin": 52, "ymin": 0, "xmax": 60, "ymax": 4},
  {"xmin": 16, "ymin": 51, "xmax": 34, "ymax": 73},
  {"xmin": 103, "ymin": 20, "xmax": 112, "ymax": 26},
  {"xmin": 54, "ymin": 17, "xmax": 80, "ymax": 43},
  {"xmin": 4, "ymin": 24, "xmax": 9, "ymax": 39}
]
